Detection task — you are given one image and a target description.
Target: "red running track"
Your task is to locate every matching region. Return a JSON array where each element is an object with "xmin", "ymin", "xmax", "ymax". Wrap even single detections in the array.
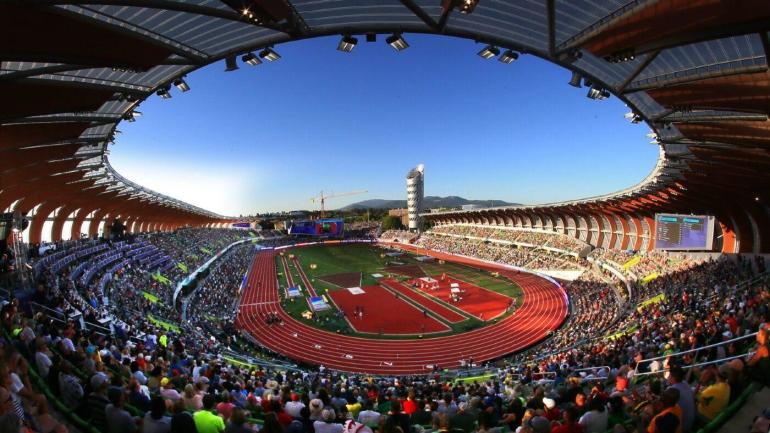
[
  {"xmin": 327, "ymin": 285, "xmax": 450, "ymax": 334},
  {"xmin": 236, "ymin": 245, "xmax": 568, "ymax": 375},
  {"xmin": 411, "ymin": 275, "xmax": 511, "ymax": 321},
  {"xmin": 379, "ymin": 278, "xmax": 467, "ymax": 324}
]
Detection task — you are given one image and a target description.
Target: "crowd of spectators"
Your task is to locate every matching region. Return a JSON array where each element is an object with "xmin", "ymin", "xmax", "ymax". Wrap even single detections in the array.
[
  {"xmin": 186, "ymin": 243, "xmax": 257, "ymax": 338},
  {"xmin": 0, "ymin": 226, "xmax": 768, "ymax": 433},
  {"xmin": 379, "ymin": 231, "xmax": 417, "ymax": 243},
  {"xmin": 416, "ymin": 234, "xmax": 585, "ymax": 272},
  {"xmin": 0, "ymin": 258, "xmax": 767, "ymax": 433},
  {"xmin": 430, "ymin": 226, "xmax": 589, "ymax": 254},
  {"xmin": 145, "ymin": 229, "xmax": 245, "ymax": 290}
]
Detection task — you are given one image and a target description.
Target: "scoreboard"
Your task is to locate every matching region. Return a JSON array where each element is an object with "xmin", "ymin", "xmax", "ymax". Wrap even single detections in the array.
[
  {"xmin": 288, "ymin": 219, "xmax": 344, "ymax": 237},
  {"xmin": 654, "ymin": 214, "xmax": 715, "ymax": 251}
]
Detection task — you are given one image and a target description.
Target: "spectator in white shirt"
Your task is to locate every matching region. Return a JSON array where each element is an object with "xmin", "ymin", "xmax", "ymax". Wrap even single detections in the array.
[
  {"xmin": 285, "ymin": 394, "xmax": 305, "ymax": 419},
  {"xmin": 34, "ymin": 338, "xmax": 53, "ymax": 379}
]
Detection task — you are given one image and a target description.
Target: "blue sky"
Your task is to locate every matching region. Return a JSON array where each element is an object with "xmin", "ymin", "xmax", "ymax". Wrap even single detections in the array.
[{"xmin": 112, "ymin": 34, "xmax": 657, "ymax": 216}]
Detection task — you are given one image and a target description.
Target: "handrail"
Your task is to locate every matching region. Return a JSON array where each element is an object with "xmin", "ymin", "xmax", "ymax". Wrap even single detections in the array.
[
  {"xmin": 633, "ymin": 332, "xmax": 757, "ymax": 375},
  {"xmin": 571, "ymin": 366, "xmax": 610, "ymax": 374},
  {"xmin": 633, "ymin": 351, "xmax": 755, "ymax": 377}
]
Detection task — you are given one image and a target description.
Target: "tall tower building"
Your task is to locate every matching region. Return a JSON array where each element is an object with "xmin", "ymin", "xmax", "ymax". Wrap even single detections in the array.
[{"xmin": 406, "ymin": 164, "xmax": 424, "ymax": 231}]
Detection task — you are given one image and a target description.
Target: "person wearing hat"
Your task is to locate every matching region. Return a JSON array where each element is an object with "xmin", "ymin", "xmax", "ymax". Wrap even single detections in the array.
[
  {"xmin": 83, "ymin": 372, "xmax": 110, "ymax": 432},
  {"xmin": 286, "ymin": 393, "xmax": 306, "ymax": 419},
  {"xmin": 525, "ymin": 416, "xmax": 551, "ymax": 433},
  {"xmin": 309, "ymin": 398, "xmax": 325, "ymax": 421},
  {"xmin": 542, "ymin": 398, "xmax": 560, "ymax": 421},
  {"xmin": 696, "ymin": 365, "xmax": 730, "ymax": 422},
  {"xmin": 106, "ymin": 386, "xmax": 138, "ymax": 433},
  {"xmin": 160, "ymin": 377, "xmax": 181, "ymax": 401}
]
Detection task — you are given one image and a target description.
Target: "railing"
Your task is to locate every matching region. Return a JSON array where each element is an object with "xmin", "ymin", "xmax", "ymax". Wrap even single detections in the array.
[
  {"xmin": 633, "ymin": 332, "xmax": 758, "ymax": 375},
  {"xmin": 633, "ymin": 351, "xmax": 755, "ymax": 378}
]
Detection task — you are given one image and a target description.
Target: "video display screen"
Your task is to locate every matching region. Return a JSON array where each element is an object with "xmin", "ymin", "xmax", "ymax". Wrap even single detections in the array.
[
  {"xmin": 655, "ymin": 214, "xmax": 715, "ymax": 251},
  {"xmin": 288, "ymin": 219, "xmax": 344, "ymax": 236}
]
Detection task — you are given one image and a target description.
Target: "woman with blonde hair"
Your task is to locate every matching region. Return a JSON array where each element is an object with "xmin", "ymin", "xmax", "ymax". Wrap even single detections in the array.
[
  {"xmin": 182, "ymin": 383, "xmax": 202, "ymax": 410},
  {"xmin": 309, "ymin": 398, "xmax": 325, "ymax": 421}
]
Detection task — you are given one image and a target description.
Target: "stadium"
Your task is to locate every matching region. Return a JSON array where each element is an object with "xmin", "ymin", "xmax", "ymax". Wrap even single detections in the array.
[{"xmin": 1, "ymin": 2, "xmax": 769, "ymax": 433}]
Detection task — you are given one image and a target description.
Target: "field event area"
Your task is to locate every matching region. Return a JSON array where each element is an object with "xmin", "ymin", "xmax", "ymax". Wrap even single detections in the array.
[{"xmin": 273, "ymin": 243, "xmax": 523, "ymax": 336}]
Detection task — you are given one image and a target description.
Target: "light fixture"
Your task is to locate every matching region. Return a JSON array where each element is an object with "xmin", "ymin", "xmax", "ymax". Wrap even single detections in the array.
[
  {"xmin": 624, "ymin": 112, "xmax": 642, "ymax": 123},
  {"xmin": 123, "ymin": 112, "xmax": 136, "ymax": 122},
  {"xmin": 241, "ymin": 52, "xmax": 262, "ymax": 66},
  {"xmin": 568, "ymin": 71, "xmax": 582, "ymax": 88},
  {"xmin": 605, "ymin": 49, "xmax": 636, "ymax": 63},
  {"xmin": 477, "ymin": 45, "xmax": 499, "ymax": 59},
  {"xmin": 442, "ymin": 0, "xmax": 479, "ymax": 14},
  {"xmin": 386, "ymin": 33, "xmax": 409, "ymax": 51},
  {"xmin": 498, "ymin": 50, "xmax": 519, "ymax": 64},
  {"xmin": 586, "ymin": 86, "xmax": 609, "ymax": 100},
  {"xmin": 225, "ymin": 55, "xmax": 239, "ymax": 72},
  {"xmin": 156, "ymin": 85, "xmax": 171, "ymax": 99},
  {"xmin": 259, "ymin": 47, "xmax": 281, "ymax": 62},
  {"xmin": 337, "ymin": 35, "xmax": 358, "ymax": 52},
  {"xmin": 173, "ymin": 78, "xmax": 190, "ymax": 92}
]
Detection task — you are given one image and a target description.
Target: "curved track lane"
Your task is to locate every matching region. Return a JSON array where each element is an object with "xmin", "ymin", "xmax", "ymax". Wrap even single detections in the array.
[{"xmin": 235, "ymin": 245, "xmax": 568, "ymax": 375}]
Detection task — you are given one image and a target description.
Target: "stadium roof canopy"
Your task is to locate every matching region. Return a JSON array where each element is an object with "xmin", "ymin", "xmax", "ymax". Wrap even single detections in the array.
[{"xmin": 1, "ymin": 1, "xmax": 769, "ymax": 251}]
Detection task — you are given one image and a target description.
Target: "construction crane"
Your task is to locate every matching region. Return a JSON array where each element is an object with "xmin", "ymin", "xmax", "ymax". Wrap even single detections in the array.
[{"xmin": 310, "ymin": 190, "xmax": 367, "ymax": 218}]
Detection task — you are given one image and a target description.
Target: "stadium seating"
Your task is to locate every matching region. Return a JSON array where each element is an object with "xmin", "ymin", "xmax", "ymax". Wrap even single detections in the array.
[{"xmin": 2, "ymin": 226, "xmax": 766, "ymax": 433}]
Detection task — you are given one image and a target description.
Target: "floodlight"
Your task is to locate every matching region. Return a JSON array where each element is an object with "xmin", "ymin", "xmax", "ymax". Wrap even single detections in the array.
[
  {"xmin": 386, "ymin": 33, "xmax": 409, "ymax": 51},
  {"xmin": 456, "ymin": 0, "xmax": 479, "ymax": 13},
  {"xmin": 337, "ymin": 35, "xmax": 358, "ymax": 52},
  {"xmin": 498, "ymin": 50, "xmax": 519, "ymax": 64},
  {"xmin": 568, "ymin": 71, "xmax": 582, "ymax": 88},
  {"xmin": 259, "ymin": 47, "xmax": 281, "ymax": 62},
  {"xmin": 442, "ymin": 0, "xmax": 479, "ymax": 14},
  {"xmin": 156, "ymin": 85, "xmax": 171, "ymax": 99},
  {"xmin": 173, "ymin": 78, "xmax": 190, "ymax": 92},
  {"xmin": 587, "ymin": 86, "xmax": 610, "ymax": 100},
  {"xmin": 242, "ymin": 52, "xmax": 262, "ymax": 66},
  {"xmin": 225, "ymin": 55, "xmax": 239, "ymax": 72},
  {"xmin": 477, "ymin": 45, "xmax": 499, "ymax": 59}
]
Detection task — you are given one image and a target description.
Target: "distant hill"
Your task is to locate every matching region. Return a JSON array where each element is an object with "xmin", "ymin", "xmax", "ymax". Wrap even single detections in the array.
[{"xmin": 340, "ymin": 196, "xmax": 518, "ymax": 210}]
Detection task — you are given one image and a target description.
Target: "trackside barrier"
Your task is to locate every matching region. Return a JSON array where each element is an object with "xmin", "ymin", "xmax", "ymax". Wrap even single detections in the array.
[{"xmin": 633, "ymin": 332, "xmax": 757, "ymax": 375}]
